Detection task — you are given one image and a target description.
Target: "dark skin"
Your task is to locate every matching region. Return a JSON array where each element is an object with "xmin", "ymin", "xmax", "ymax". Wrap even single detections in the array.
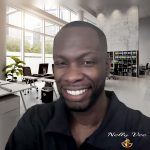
[{"xmin": 53, "ymin": 26, "xmax": 110, "ymax": 147}]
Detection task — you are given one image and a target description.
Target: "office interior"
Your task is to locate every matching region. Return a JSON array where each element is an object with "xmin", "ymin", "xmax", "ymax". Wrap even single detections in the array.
[{"xmin": 0, "ymin": 0, "xmax": 150, "ymax": 149}]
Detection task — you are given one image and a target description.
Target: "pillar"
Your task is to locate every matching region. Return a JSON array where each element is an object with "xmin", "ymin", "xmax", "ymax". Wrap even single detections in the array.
[{"xmin": 0, "ymin": 0, "xmax": 6, "ymax": 79}]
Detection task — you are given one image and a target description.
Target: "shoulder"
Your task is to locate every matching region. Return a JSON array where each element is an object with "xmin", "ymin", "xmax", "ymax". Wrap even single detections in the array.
[
  {"xmin": 119, "ymin": 101, "xmax": 150, "ymax": 131},
  {"xmin": 128, "ymin": 107, "xmax": 150, "ymax": 130},
  {"xmin": 105, "ymin": 91, "xmax": 150, "ymax": 131},
  {"xmin": 5, "ymin": 102, "xmax": 60, "ymax": 149},
  {"xmin": 22, "ymin": 101, "xmax": 60, "ymax": 127}
]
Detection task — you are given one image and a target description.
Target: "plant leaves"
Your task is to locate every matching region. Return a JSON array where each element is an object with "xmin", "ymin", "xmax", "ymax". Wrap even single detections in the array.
[{"xmin": 2, "ymin": 64, "xmax": 14, "ymax": 71}]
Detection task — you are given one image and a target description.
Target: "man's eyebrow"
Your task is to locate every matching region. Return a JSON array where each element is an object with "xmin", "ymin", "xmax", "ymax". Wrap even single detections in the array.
[
  {"xmin": 54, "ymin": 51, "xmax": 97, "ymax": 58},
  {"xmin": 76, "ymin": 52, "xmax": 98, "ymax": 60},
  {"xmin": 53, "ymin": 55, "xmax": 66, "ymax": 60}
]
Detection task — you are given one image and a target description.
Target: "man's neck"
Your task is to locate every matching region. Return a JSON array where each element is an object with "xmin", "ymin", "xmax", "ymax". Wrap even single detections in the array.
[{"xmin": 70, "ymin": 91, "xmax": 109, "ymax": 147}]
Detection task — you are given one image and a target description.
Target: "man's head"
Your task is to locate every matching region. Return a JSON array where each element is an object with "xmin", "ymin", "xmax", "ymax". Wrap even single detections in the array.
[{"xmin": 53, "ymin": 21, "xmax": 109, "ymax": 112}]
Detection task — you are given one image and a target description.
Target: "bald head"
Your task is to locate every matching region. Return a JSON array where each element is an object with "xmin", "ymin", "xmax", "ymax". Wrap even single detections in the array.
[{"xmin": 53, "ymin": 21, "xmax": 107, "ymax": 57}]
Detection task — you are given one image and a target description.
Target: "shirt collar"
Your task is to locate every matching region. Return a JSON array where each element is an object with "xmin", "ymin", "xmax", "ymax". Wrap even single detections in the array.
[
  {"xmin": 87, "ymin": 91, "xmax": 125, "ymax": 149},
  {"xmin": 44, "ymin": 99, "xmax": 71, "ymax": 136}
]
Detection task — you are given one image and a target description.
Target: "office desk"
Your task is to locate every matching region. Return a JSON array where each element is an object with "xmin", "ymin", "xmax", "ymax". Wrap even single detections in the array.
[
  {"xmin": 0, "ymin": 80, "xmax": 10, "ymax": 85},
  {"xmin": 0, "ymin": 94, "xmax": 20, "ymax": 150},
  {"xmin": 0, "ymin": 80, "xmax": 31, "ymax": 111},
  {"xmin": 23, "ymin": 76, "xmax": 39, "ymax": 89}
]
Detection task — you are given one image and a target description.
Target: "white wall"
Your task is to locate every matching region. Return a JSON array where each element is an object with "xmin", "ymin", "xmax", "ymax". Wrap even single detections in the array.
[
  {"xmin": 97, "ymin": 6, "xmax": 139, "ymax": 52},
  {"xmin": 139, "ymin": 17, "xmax": 150, "ymax": 65}
]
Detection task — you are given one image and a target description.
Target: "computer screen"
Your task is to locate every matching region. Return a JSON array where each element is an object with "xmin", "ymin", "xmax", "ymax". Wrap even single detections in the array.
[{"xmin": 38, "ymin": 63, "xmax": 49, "ymax": 74}]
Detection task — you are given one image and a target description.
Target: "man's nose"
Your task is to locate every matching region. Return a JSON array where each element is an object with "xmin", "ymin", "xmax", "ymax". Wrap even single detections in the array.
[{"xmin": 64, "ymin": 64, "xmax": 84, "ymax": 83}]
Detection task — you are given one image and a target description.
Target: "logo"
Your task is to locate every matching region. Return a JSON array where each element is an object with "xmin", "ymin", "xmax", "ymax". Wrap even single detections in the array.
[{"xmin": 121, "ymin": 138, "xmax": 133, "ymax": 149}]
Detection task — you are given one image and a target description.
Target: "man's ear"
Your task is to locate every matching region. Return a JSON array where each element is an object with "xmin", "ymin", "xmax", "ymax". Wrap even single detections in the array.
[{"xmin": 105, "ymin": 55, "xmax": 111, "ymax": 75}]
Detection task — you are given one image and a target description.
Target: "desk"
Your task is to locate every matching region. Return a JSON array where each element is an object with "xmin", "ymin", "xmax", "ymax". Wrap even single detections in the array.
[
  {"xmin": 23, "ymin": 76, "xmax": 40, "ymax": 80},
  {"xmin": 0, "ymin": 94, "xmax": 20, "ymax": 150},
  {"xmin": 0, "ymin": 80, "xmax": 10, "ymax": 85},
  {"xmin": 0, "ymin": 80, "xmax": 31, "ymax": 111},
  {"xmin": 23, "ymin": 76, "xmax": 39, "ymax": 88}
]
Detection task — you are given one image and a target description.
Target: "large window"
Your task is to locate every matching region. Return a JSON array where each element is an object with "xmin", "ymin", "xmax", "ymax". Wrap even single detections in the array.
[
  {"xmin": 45, "ymin": 36, "xmax": 53, "ymax": 54},
  {"xmin": 60, "ymin": 7, "xmax": 70, "ymax": 22},
  {"xmin": 25, "ymin": 31, "xmax": 43, "ymax": 54},
  {"xmin": 6, "ymin": 27, "xmax": 22, "ymax": 53},
  {"xmin": 44, "ymin": 0, "xmax": 59, "ymax": 17},
  {"xmin": 6, "ymin": 6, "xmax": 59, "ymax": 73},
  {"xmin": 6, "ymin": 4, "xmax": 94, "ymax": 74},
  {"xmin": 24, "ymin": 31, "xmax": 43, "ymax": 73},
  {"xmin": 25, "ymin": 13, "xmax": 43, "ymax": 33},
  {"xmin": 45, "ymin": 22, "xmax": 59, "ymax": 36},
  {"xmin": 71, "ymin": 12, "xmax": 77, "ymax": 21},
  {"xmin": 7, "ymin": 7, "xmax": 22, "ymax": 27},
  {"xmin": 45, "ymin": 37, "xmax": 54, "ymax": 73},
  {"xmin": 6, "ymin": 27, "xmax": 22, "ymax": 65}
]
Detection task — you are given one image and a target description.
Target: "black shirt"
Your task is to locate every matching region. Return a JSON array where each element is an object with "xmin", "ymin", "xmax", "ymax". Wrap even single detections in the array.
[{"xmin": 5, "ymin": 91, "xmax": 150, "ymax": 150}]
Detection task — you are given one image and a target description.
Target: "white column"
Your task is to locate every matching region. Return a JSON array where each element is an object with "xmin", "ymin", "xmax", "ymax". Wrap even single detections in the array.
[
  {"xmin": 77, "ymin": 10, "xmax": 84, "ymax": 21},
  {"xmin": 0, "ymin": 0, "xmax": 6, "ymax": 79}
]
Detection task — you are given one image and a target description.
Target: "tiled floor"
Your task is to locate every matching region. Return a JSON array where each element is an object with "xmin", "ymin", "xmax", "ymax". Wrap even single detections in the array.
[
  {"xmin": 105, "ymin": 75, "xmax": 150, "ymax": 117},
  {"xmin": 20, "ymin": 75, "xmax": 150, "ymax": 117}
]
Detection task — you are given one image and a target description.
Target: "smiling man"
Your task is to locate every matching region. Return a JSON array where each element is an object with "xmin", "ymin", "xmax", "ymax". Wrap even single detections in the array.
[
  {"xmin": 53, "ymin": 22, "xmax": 108, "ymax": 113},
  {"xmin": 6, "ymin": 21, "xmax": 150, "ymax": 150}
]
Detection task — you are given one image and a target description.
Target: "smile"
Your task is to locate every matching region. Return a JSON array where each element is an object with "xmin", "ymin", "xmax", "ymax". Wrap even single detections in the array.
[{"xmin": 66, "ymin": 89, "xmax": 88, "ymax": 96}]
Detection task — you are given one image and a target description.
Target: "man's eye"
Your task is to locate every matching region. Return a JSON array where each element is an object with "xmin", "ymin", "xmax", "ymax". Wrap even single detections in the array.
[
  {"xmin": 55, "ymin": 62, "xmax": 67, "ymax": 68},
  {"xmin": 82, "ymin": 60, "xmax": 96, "ymax": 66}
]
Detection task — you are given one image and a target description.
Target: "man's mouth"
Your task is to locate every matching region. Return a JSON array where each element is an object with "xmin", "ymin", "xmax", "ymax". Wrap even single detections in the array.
[{"xmin": 66, "ymin": 89, "xmax": 88, "ymax": 96}]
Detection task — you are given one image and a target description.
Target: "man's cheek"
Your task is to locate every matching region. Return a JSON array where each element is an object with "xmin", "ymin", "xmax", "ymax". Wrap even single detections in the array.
[{"xmin": 54, "ymin": 70, "xmax": 62, "ymax": 80}]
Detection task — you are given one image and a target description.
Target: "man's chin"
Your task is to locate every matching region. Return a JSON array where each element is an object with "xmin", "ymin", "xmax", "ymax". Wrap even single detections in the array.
[
  {"xmin": 64, "ymin": 102, "xmax": 91, "ymax": 112},
  {"xmin": 59, "ymin": 94, "xmax": 90, "ymax": 112}
]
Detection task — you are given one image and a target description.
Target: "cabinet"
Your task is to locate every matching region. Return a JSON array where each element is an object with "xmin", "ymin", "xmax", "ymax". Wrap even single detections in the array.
[
  {"xmin": 107, "ymin": 50, "xmax": 139, "ymax": 77},
  {"xmin": 0, "ymin": 94, "xmax": 20, "ymax": 150}
]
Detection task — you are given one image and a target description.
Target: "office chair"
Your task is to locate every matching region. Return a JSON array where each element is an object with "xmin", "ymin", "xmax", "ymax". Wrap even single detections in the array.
[
  {"xmin": 40, "ymin": 64, "xmax": 58, "ymax": 102},
  {"xmin": 145, "ymin": 63, "xmax": 150, "ymax": 75},
  {"xmin": 33, "ymin": 63, "xmax": 49, "ymax": 77},
  {"xmin": 22, "ymin": 66, "xmax": 38, "ymax": 97},
  {"xmin": 38, "ymin": 63, "xmax": 48, "ymax": 74}
]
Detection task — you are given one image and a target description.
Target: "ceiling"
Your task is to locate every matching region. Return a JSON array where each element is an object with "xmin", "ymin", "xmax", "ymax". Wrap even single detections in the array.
[{"xmin": 79, "ymin": 0, "xmax": 150, "ymax": 19}]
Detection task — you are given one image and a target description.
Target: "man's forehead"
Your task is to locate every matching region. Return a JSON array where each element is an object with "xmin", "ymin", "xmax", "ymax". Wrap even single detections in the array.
[
  {"xmin": 53, "ymin": 25, "xmax": 107, "ymax": 57},
  {"xmin": 57, "ymin": 26, "xmax": 99, "ymax": 38}
]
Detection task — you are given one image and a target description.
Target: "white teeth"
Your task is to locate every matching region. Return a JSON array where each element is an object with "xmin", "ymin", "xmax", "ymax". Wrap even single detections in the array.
[{"xmin": 66, "ymin": 89, "xmax": 87, "ymax": 96}]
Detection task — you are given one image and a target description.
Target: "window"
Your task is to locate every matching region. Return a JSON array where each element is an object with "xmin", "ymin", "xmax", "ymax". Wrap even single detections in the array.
[
  {"xmin": 45, "ymin": 21, "xmax": 59, "ymax": 36},
  {"xmin": 60, "ymin": 7, "xmax": 70, "ymax": 22},
  {"xmin": 32, "ymin": 0, "xmax": 44, "ymax": 10},
  {"xmin": 6, "ymin": 4, "xmax": 95, "ymax": 73},
  {"xmin": 25, "ymin": 13, "xmax": 43, "ymax": 33},
  {"xmin": 44, "ymin": 0, "xmax": 59, "ymax": 17},
  {"xmin": 24, "ymin": 31, "xmax": 43, "ymax": 73},
  {"xmin": 71, "ymin": 12, "xmax": 77, "ymax": 21},
  {"xmin": 45, "ymin": 36, "xmax": 54, "ymax": 73},
  {"xmin": 7, "ymin": 7, "xmax": 22, "ymax": 27},
  {"xmin": 45, "ymin": 36, "xmax": 53, "ymax": 54},
  {"xmin": 6, "ymin": 27, "xmax": 22, "ymax": 69},
  {"xmin": 25, "ymin": 31, "xmax": 43, "ymax": 54},
  {"xmin": 6, "ymin": 27, "xmax": 22, "ymax": 55}
]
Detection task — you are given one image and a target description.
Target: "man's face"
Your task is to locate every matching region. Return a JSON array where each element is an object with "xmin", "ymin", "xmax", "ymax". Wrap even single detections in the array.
[{"xmin": 53, "ymin": 27, "xmax": 108, "ymax": 112}]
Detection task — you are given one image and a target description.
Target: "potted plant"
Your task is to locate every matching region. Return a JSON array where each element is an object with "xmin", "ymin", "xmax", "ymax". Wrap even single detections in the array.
[{"xmin": 3, "ymin": 56, "xmax": 26, "ymax": 82}]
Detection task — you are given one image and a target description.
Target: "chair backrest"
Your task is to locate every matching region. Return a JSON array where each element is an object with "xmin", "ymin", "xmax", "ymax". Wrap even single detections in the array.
[
  {"xmin": 52, "ymin": 64, "xmax": 54, "ymax": 73},
  {"xmin": 38, "ymin": 63, "xmax": 49, "ymax": 74},
  {"xmin": 146, "ymin": 63, "xmax": 149, "ymax": 70},
  {"xmin": 23, "ymin": 67, "xmax": 32, "ymax": 76}
]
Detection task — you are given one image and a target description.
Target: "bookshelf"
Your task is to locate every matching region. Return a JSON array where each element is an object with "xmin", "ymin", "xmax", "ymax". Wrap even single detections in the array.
[{"xmin": 107, "ymin": 50, "xmax": 139, "ymax": 77}]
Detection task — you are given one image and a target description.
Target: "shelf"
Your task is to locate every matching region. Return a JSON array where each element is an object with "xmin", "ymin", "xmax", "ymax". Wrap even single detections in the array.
[{"xmin": 108, "ymin": 50, "xmax": 139, "ymax": 77}]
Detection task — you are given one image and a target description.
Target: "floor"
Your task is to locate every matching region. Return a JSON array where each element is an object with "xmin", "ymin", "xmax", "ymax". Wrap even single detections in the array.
[{"xmin": 20, "ymin": 75, "xmax": 150, "ymax": 117}]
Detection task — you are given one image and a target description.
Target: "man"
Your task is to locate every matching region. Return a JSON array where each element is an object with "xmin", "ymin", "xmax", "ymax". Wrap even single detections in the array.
[{"xmin": 6, "ymin": 21, "xmax": 150, "ymax": 150}]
